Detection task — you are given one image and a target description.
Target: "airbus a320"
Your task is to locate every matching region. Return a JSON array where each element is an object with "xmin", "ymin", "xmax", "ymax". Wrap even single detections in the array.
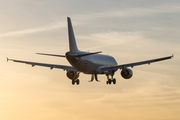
[{"xmin": 7, "ymin": 17, "xmax": 173, "ymax": 85}]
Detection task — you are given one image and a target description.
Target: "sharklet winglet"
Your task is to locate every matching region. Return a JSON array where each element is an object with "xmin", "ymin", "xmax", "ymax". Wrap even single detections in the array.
[{"xmin": 6, "ymin": 57, "xmax": 9, "ymax": 62}]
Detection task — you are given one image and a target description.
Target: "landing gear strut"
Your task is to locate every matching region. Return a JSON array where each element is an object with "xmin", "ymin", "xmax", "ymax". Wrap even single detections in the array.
[
  {"xmin": 72, "ymin": 79, "xmax": 80, "ymax": 85},
  {"xmin": 89, "ymin": 74, "xmax": 100, "ymax": 82},
  {"xmin": 106, "ymin": 71, "xmax": 116, "ymax": 85}
]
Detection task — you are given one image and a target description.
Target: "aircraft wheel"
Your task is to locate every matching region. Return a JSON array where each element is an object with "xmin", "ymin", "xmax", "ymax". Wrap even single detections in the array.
[
  {"xmin": 76, "ymin": 79, "xmax": 80, "ymax": 85},
  {"xmin": 72, "ymin": 80, "xmax": 75, "ymax": 85},
  {"xmin": 106, "ymin": 81, "xmax": 109, "ymax": 84},
  {"xmin": 113, "ymin": 79, "xmax": 116, "ymax": 84},
  {"xmin": 108, "ymin": 79, "xmax": 111, "ymax": 84}
]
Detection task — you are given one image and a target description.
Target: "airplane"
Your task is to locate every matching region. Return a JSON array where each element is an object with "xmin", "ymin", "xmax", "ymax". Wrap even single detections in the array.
[{"xmin": 7, "ymin": 17, "xmax": 173, "ymax": 85}]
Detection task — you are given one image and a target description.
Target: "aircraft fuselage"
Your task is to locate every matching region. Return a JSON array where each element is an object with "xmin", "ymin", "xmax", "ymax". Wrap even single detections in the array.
[{"xmin": 66, "ymin": 51, "xmax": 118, "ymax": 74}]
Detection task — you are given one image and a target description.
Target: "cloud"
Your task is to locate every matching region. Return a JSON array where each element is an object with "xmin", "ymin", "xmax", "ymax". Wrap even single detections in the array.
[
  {"xmin": 0, "ymin": 21, "xmax": 67, "ymax": 37},
  {"xmin": 77, "ymin": 31, "xmax": 144, "ymax": 50},
  {"xmin": 85, "ymin": 84, "xmax": 180, "ymax": 107},
  {"xmin": 73, "ymin": 4, "xmax": 180, "ymax": 21},
  {"xmin": 0, "ymin": 4, "xmax": 180, "ymax": 38}
]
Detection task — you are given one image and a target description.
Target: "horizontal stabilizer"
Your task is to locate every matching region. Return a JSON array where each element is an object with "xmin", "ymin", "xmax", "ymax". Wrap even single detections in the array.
[
  {"xmin": 36, "ymin": 53, "xmax": 65, "ymax": 57},
  {"xmin": 73, "ymin": 51, "xmax": 102, "ymax": 58}
]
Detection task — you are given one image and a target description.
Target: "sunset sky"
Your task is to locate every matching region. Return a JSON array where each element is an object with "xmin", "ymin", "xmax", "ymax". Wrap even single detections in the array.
[{"xmin": 0, "ymin": 0, "xmax": 180, "ymax": 120}]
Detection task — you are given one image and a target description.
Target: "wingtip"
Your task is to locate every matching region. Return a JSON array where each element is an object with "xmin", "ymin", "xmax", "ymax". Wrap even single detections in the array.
[
  {"xmin": 36, "ymin": 53, "xmax": 45, "ymax": 55},
  {"xmin": 172, "ymin": 54, "xmax": 174, "ymax": 58},
  {"xmin": 6, "ymin": 57, "xmax": 9, "ymax": 62}
]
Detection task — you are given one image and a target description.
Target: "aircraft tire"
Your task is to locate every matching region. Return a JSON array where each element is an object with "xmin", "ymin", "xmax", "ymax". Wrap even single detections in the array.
[
  {"xmin": 106, "ymin": 81, "xmax": 109, "ymax": 84},
  {"xmin": 113, "ymin": 79, "xmax": 116, "ymax": 84},
  {"xmin": 76, "ymin": 79, "xmax": 80, "ymax": 85},
  {"xmin": 72, "ymin": 80, "xmax": 75, "ymax": 85},
  {"xmin": 108, "ymin": 79, "xmax": 111, "ymax": 84}
]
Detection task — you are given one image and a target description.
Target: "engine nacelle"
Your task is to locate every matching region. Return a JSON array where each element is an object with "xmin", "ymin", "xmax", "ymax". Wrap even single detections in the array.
[
  {"xmin": 121, "ymin": 68, "xmax": 133, "ymax": 79},
  {"xmin": 66, "ymin": 71, "xmax": 79, "ymax": 80}
]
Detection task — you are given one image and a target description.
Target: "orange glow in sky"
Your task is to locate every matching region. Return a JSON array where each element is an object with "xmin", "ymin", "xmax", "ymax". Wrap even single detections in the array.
[{"xmin": 0, "ymin": 1, "xmax": 180, "ymax": 120}]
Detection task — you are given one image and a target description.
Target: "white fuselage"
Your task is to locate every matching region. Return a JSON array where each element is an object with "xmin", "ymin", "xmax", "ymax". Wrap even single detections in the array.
[{"xmin": 66, "ymin": 51, "xmax": 118, "ymax": 74}]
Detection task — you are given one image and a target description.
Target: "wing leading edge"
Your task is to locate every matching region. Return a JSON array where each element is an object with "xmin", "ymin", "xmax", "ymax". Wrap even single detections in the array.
[
  {"xmin": 102, "ymin": 55, "xmax": 173, "ymax": 72},
  {"xmin": 7, "ymin": 58, "xmax": 78, "ymax": 72}
]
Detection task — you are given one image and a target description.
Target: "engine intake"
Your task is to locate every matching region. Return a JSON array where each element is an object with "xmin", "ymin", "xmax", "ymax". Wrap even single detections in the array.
[
  {"xmin": 121, "ymin": 68, "xmax": 133, "ymax": 79},
  {"xmin": 66, "ymin": 71, "xmax": 79, "ymax": 80}
]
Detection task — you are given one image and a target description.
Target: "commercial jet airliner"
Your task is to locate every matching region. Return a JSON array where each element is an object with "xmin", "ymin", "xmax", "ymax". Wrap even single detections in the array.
[{"xmin": 7, "ymin": 17, "xmax": 173, "ymax": 85}]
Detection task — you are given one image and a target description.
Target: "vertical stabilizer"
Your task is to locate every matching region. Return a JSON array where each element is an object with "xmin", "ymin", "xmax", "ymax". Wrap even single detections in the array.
[{"xmin": 67, "ymin": 17, "xmax": 79, "ymax": 51}]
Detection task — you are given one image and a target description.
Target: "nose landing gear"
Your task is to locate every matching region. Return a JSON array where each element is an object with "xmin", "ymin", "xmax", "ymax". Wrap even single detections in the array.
[{"xmin": 89, "ymin": 74, "xmax": 100, "ymax": 82}]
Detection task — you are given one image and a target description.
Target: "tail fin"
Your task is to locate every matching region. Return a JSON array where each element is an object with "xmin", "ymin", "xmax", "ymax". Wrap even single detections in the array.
[{"xmin": 67, "ymin": 17, "xmax": 79, "ymax": 51}]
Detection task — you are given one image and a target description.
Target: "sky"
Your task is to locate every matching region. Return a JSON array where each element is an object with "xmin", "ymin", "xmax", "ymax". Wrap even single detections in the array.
[{"xmin": 0, "ymin": 0, "xmax": 180, "ymax": 120}]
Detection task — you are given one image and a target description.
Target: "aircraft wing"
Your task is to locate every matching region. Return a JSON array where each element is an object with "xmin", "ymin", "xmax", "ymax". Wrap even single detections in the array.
[
  {"xmin": 102, "ymin": 55, "xmax": 173, "ymax": 72},
  {"xmin": 7, "ymin": 58, "xmax": 78, "ymax": 72}
]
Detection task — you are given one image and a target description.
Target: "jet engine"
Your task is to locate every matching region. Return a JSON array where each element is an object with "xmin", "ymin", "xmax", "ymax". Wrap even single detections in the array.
[
  {"xmin": 121, "ymin": 68, "xmax": 133, "ymax": 79},
  {"xmin": 66, "ymin": 71, "xmax": 79, "ymax": 80}
]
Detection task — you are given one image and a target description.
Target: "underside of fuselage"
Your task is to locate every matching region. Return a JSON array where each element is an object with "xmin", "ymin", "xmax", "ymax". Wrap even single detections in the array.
[{"xmin": 66, "ymin": 51, "xmax": 118, "ymax": 74}]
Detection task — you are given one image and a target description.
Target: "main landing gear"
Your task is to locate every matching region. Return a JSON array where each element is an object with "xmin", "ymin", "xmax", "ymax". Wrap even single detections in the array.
[
  {"xmin": 106, "ymin": 78, "xmax": 116, "ymax": 85},
  {"xmin": 70, "ymin": 71, "xmax": 117, "ymax": 85},
  {"xmin": 88, "ymin": 72, "xmax": 116, "ymax": 85},
  {"xmin": 72, "ymin": 79, "xmax": 80, "ymax": 85},
  {"xmin": 106, "ymin": 71, "xmax": 116, "ymax": 85}
]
